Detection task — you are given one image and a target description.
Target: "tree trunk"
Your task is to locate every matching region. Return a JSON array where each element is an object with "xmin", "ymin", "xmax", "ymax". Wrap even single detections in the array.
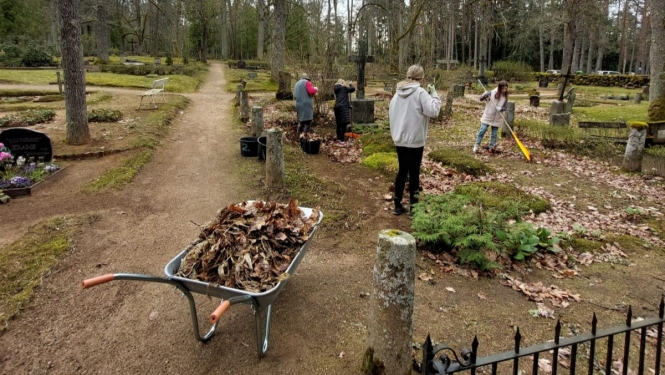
[
  {"xmin": 636, "ymin": 0, "xmax": 649, "ymax": 75},
  {"xmin": 618, "ymin": 0, "xmax": 629, "ymax": 72},
  {"xmin": 648, "ymin": 0, "xmax": 665, "ymax": 121},
  {"xmin": 562, "ymin": 12, "xmax": 576, "ymax": 73},
  {"xmin": 200, "ymin": 24, "xmax": 208, "ymax": 62},
  {"xmin": 256, "ymin": 0, "xmax": 267, "ymax": 60},
  {"xmin": 58, "ymin": 0, "xmax": 89, "ymax": 145},
  {"xmin": 595, "ymin": 0, "xmax": 609, "ymax": 71},
  {"xmin": 548, "ymin": 30, "xmax": 554, "ymax": 70},
  {"xmin": 586, "ymin": 31, "xmax": 596, "ymax": 73},
  {"xmin": 95, "ymin": 2, "xmax": 109, "ymax": 62},
  {"xmin": 271, "ymin": 0, "xmax": 286, "ymax": 80},
  {"xmin": 220, "ymin": 0, "xmax": 229, "ymax": 59}
]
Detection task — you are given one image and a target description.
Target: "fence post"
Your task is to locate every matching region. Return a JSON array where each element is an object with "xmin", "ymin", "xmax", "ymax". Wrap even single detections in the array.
[
  {"xmin": 252, "ymin": 106, "xmax": 264, "ymax": 136},
  {"xmin": 622, "ymin": 124, "xmax": 647, "ymax": 172},
  {"xmin": 502, "ymin": 101, "xmax": 515, "ymax": 138},
  {"xmin": 240, "ymin": 90, "xmax": 250, "ymax": 122},
  {"xmin": 364, "ymin": 229, "xmax": 416, "ymax": 375},
  {"xmin": 265, "ymin": 128, "xmax": 284, "ymax": 189}
]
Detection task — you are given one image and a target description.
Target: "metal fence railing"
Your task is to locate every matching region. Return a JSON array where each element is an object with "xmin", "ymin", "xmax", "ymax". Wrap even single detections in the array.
[{"xmin": 419, "ymin": 297, "xmax": 664, "ymax": 375}]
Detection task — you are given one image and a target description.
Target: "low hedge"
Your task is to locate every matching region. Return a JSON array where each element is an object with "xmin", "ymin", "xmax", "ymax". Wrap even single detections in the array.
[
  {"xmin": 99, "ymin": 64, "xmax": 201, "ymax": 77},
  {"xmin": 534, "ymin": 73, "xmax": 649, "ymax": 87}
]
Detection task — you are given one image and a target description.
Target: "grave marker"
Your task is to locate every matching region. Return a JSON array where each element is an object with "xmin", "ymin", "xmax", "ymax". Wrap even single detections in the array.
[
  {"xmin": 248, "ymin": 72, "xmax": 258, "ymax": 79},
  {"xmin": 348, "ymin": 40, "xmax": 376, "ymax": 126},
  {"xmin": 0, "ymin": 128, "xmax": 53, "ymax": 162}
]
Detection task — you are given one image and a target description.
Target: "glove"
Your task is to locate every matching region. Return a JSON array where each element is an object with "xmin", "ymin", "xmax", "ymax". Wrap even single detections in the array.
[
  {"xmin": 479, "ymin": 91, "xmax": 491, "ymax": 101},
  {"xmin": 427, "ymin": 84, "xmax": 436, "ymax": 95}
]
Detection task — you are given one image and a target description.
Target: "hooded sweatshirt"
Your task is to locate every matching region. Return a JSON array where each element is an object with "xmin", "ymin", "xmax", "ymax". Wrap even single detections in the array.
[
  {"xmin": 480, "ymin": 88, "xmax": 507, "ymax": 127},
  {"xmin": 389, "ymin": 82, "xmax": 441, "ymax": 148}
]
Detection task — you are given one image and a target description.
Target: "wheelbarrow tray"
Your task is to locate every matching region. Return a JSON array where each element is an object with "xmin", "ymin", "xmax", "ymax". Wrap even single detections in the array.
[{"xmin": 163, "ymin": 206, "xmax": 323, "ymax": 307}]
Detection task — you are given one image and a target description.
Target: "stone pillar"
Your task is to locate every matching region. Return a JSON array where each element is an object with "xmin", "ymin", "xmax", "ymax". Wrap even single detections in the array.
[
  {"xmin": 502, "ymin": 102, "xmax": 515, "ymax": 137},
  {"xmin": 265, "ymin": 128, "xmax": 284, "ymax": 189},
  {"xmin": 364, "ymin": 230, "xmax": 416, "ymax": 375},
  {"xmin": 276, "ymin": 71, "xmax": 293, "ymax": 100},
  {"xmin": 549, "ymin": 100, "xmax": 569, "ymax": 126},
  {"xmin": 622, "ymin": 126, "xmax": 647, "ymax": 172},
  {"xmin": 240, "ymin": 90, "xmax": 250, "ymax": 122},
  {"xmin": 565, "ymin": 92, "xmax": 576, "ymax": 112},
  {"xmin": 251, "ymin": 106, "xmax": 264, "ymax": 136},
  {"xmin": 442, "ymin": 90, "xmax": 454, "ymax": 119},
  {"xmin": 236, "ymin": 84, "xmax": 243, "ymax": 104}
]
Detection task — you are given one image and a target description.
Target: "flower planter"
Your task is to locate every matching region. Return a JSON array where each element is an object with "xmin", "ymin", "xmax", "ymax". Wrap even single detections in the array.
[{"xmin": 2, "ymin": 167, "xmax": 65, "ymax": 198}]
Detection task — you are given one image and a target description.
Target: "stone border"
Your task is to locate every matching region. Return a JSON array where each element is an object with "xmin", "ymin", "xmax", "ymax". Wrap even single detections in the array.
[{"xmin": 2, "ymin": 166, "xmax": 66, "ymax": 198}]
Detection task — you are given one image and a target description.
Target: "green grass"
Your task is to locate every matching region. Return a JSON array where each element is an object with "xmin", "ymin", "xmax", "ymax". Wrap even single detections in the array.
[
  {"xmin": 223, "ymin": 68, "xmax": 277, "ymax": 92},
  {"xmin": 81, "ymin": 150, "xmax": 152, "ymax": 192},
  {"xmin": 428, "ymin": 147, "xmax": 493, "ymax": 176},
  {"xmin": 0, "ymin": 216, "xmax": 84, "ymax": 329},
  {"xmin": 359, "ymin": 132, "xmax": 394, "ymax": 156},
  {"xmin": 453, "ymin": 181, "xmax": 551, "ymax": 215},
  {"xmin": 0, "ymin": 70, "xmax": 202, "ymax": 93},
  {"xmin": 573, "ymin": 102, "xmax": 649, "ymax": 123},
  {"xmin": 362, "ymin": 152, "xmax": 399, "ymax": 177}
]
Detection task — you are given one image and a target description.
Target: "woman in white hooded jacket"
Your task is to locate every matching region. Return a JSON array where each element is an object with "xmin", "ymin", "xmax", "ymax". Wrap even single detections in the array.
[
  {"xmin": 389, "ymin": 65, "xmax": 441, "ymax": 216},
  {"xmin": 473, "ymin": 80, "xmax": 509, "ymax": 153}
]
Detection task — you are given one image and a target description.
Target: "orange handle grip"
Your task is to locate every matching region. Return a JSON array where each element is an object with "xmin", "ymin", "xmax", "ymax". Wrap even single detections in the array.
[
  {"xmin": 81, "ymin": 274, "xmax": 115, "ymax": 289},
  {"xmin": 209, "ymin": 300, "xmax": 231, "ymax": 324}
]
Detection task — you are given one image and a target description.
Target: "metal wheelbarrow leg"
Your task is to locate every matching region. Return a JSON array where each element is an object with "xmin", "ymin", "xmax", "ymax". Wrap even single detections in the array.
[
  {"xmin": 82, "ymin": 274, "xmax": 255, "ymax": 346},
  {"xmin": 210, "ymin": 295, "xmax": 273, "ymax": 357}
]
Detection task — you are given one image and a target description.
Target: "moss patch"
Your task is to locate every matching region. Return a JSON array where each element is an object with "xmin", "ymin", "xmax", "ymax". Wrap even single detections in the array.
[
  {"xmin": 571, "ymin": 238, "xmax": 602, "ymax": 253},
  {"xmin": 428, "ymin": 147, "xmax": 492, "ymax": 176},
  {"xmin": 362, "ymin": 152, "xmax": 399, "ymax": 176},
  {"xmin": 648, "ymin": 96, "xmax": 665, "ymax": 122},
  {"xmin": 362, "ymin": 347, "xmax": 386, "ymax": 375},
  {"xmin": 453, "ymin": 181, "xmax": 551, "ymax": 215},
  {"xmin": 0, "ymin": 216, "xmax": 87, "ymax": 328},
  {"xmin": 81, "ymin": 149, "xmax": 152, "ymax": 192},
  {"xmin": 360, "ymin": 133, "xmax": 394, "ymax": 157}
]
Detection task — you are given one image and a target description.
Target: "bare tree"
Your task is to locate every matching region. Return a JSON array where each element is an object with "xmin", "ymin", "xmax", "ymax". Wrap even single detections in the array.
[
  {"xmin": 95, "ymin": 1, "xmax": 110, "ymax": 62},
  {"xmin": 58, "ymin": 0, "xmax": 90, "ymax": 145},
  {"xmin": 648, "ymin": 0, "xmax": 665, "ymax": 120},
  {"xmin": 271, "ymin": 0, "xmax": 286, "ymax": 80}
]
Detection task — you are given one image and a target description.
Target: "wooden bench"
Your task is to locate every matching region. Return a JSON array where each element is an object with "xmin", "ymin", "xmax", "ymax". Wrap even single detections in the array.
[{"xmin": 137, "ymin": 77, "xmax": 168, "ymax": 110}]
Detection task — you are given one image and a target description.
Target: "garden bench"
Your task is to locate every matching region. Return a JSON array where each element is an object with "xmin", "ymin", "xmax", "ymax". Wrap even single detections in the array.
[{"xmin": 137, "ymin": 77, "xmax": 168, "ymax": 110}]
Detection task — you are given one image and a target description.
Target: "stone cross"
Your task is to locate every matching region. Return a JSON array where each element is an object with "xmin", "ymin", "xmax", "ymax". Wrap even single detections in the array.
[
  {"xmin": 128, "ymin": 38, "xmax": 137, "ymax": 53},
  {"xmin": 348, "ymin": 40, "xmax": 374, "ymax": 99}
]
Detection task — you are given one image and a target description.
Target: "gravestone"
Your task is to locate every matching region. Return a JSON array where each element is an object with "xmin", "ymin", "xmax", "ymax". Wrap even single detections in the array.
[
  {"xmin": 154, "ymin": 57, "xmax": 161, "ymax": 65},
  {"xmin": 550, "ymin": 66, "xmax": 572, "ymax": 126},
  {"xmin": 276, "ymin": 71, "xmax": 293, "ymax": 100},
  {"xmin": 248, "ymin": 72, "xmax": 258, "ymax": 79},
  {"xmin": 501, "ymin": 102, "xmax": 515, "ymax": 137},
  {"xmin": 478, "ymin": 57, "xmax": 488, "ymax": 85},
  {"xmin": 550, "ymin": 113, "xmax": 570, "ymax": 126},
  {"xmin": 237, "ymin": 60, "xmax": 246, "ymax": 69},
  {"xmin": 0, "ymin": 128, "xmax": 53, "ymax": 162},
  {"xmin": 348, "ymin": 40, "xmax": 375, "ymax": 126},
  {"xmin": 634, "ymin": 93, "xmax": 642, "ymax": 104},
  {"xmin": 538, "ymin": 78, "xmax": 549, "ymax": 88},
  {"xmin": 452, "ymin": 84, "xmax": 465, "ymax": 98},
  {"xmin": 529, "ymin": 95, "xmax": 540, "ymax": 107},
  {"xmin": 565, "ymin": 87, "xmax": 576, "ymax": 112}
]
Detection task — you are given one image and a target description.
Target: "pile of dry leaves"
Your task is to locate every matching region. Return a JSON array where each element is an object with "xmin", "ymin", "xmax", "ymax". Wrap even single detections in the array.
[{"xmin": 177, "ymin": 199, "xmax": 321, "ymax": 292}]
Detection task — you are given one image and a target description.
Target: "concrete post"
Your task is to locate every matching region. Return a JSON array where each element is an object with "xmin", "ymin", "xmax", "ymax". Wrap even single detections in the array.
[
  {"xmin": 56, "ymin": 72, "xmax": 63, "ymax": 95},
  {"xmin": 240, "ymin": 90, "xmax": 250, "ymax": 122},
  {"xmin": 236, "ymin": 84, "xmax": 243, "ymax": 104},
  {"xmin": 265, "ymin": 128, "xmax": 284, "ymax": 189},
  {"xmin": 364, "ymin": 230, "xmax": 416, "ymax": 375},
  {"xmin": 622, "ymin": 126, "xmax": 647, "ymax": 172},
  {"xmin": 252, "ymin": 106, "xmax": 264, "ymax": 136},
  {"xmin": 502, "ymin": 102, "xmax": 515, "ymax": 138}
]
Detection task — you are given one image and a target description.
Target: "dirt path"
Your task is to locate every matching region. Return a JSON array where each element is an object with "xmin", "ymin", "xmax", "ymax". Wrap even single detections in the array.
[{"xmin": 1, "ymin": 62, "xmax": 349, "ymax": 374}]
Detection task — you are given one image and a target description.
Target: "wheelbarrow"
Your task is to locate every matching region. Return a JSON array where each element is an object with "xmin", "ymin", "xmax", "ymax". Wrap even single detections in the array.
[{"xmin": 82, "ymin": 206, "xmax": 323, "ymax": 358}]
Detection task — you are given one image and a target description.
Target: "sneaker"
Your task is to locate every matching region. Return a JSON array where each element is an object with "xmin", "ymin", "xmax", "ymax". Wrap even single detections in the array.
[
  {"xmin": 393, "ymin": 204, "xmax": 407, "ymax": 215},
  {"xmin": 337, "ymin": 141, "xmax": 347, "ymax": 146},
  {"xmin": 473, "ymin": 144, "xmax": 479, "ymax": 153}
]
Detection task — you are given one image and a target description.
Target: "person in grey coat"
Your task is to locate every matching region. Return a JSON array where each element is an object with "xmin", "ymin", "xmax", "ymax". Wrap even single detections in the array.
[
  {"xmin": 333, "ymin": 79, "xmax": 355, "ymax": 144},
  {"xmin": 294, "ymin": 73, "xmax": 318, "ymax": 136}
]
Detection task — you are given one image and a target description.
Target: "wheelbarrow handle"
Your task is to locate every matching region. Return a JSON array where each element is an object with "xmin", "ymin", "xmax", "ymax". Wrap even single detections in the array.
[
  {"xmin": 82, "ymin": 274, "xmax": 115, "ymax": 288},
  {"xmin": 209, "ymin": 300, "xmax": 231, "ymax": 324}
]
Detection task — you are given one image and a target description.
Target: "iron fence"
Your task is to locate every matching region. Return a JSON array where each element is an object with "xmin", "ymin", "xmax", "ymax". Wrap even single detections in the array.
[{"xmin": 420, "ymin": 297, "xmax": 664, "ymax": 375}]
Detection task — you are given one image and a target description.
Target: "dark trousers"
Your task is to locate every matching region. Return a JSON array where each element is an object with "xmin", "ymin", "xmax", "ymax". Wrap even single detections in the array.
[
  {"xmin": 297, "ymin": 120, "xmax": 312, "ymax": 134},
  {"xmin": 336, "ymin": 121, "xmax": 349, "ymax": 141},
  {"xmin": 394, "ymin": 146, "xmax": 424, "ymax": 203}
]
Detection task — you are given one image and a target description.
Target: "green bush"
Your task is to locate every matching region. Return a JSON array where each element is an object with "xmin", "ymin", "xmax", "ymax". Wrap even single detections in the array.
[
  {"xmin": 491, "ymin": 60, "xmax": 533, "ymax": 82},
  {"xmin": 88, "ymin": 108, "xmax": 122, "ymax": 122},
  {"xmin": 165, "ymin": 55, "xmax": 173, "ymax": 66},
  {"xmin": 98, "ymin": 64, "xmax": 202, "ymax": 77},
  {"xmin": 0, "ymin": 109, "xmax": 55, "ymax": 128},
  {"xmin": 20, "ymin": 47, "xmax": 53, "ymax": 67},
  {"xmin": 428, "ymin": 147, "xmax": 493, "ymax": 176}
]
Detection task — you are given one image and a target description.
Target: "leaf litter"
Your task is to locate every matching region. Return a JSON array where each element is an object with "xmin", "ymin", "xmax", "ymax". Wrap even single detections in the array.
[{"xmin": 177, "ymin": 199, "xmax": 320, "ymax": 293}]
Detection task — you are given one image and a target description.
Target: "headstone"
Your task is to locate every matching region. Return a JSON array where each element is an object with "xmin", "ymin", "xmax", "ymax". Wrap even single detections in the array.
[
  {"xmin": 502, "ymin": 102, "xmax": 515, "ymax": 138},
  {"xmin": 348, "ymin": 40, "xmax": 374, "ymax": 100},
  {"xmin": 350, "ymin": 100, "xmax": 375, "ymax": 125},
  {"xmin": 154, "ymin": 57, "xmax": 161, "ymax": 65},
  {"xmin": 550, "ymin": 113, "xmax": 570, "ymax": 126},
  {"xmin": 478, "ymin": 57, "xmax": 488, "ymax": 85},
  {"xmin": 276, "ymin": 71, "xmax": 293, "ymax": 100},
  {"xmin": 634, "ymin": 93, "xmax": 643, "ymax": 104},
  {"xmin": 538, "ymin": 78, "xmax": 549, "ymax": 88},
  {"xmin": 248, "ymin": 72, "xmax": 258, "ymax": 79},
  {"xmin": 565, "ymin": 90, "xmax": 576, "ymax": 112},
  {"xmin": 237, "ymin": 60, "xmax": 246, "ymax": 69},
  {"xmin": 0, "ymin": 128, "xmax": 53, "ymax": 162},
  {"xmin": 529, "ymin": 95, "xmax": 540, "ymax": 107},
  {"xmin": 452, "ymin": 84, "xmax": 465, "ymax": 98}
]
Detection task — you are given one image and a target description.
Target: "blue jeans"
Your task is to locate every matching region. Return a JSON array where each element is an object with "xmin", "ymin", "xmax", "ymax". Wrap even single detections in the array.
[{"xmin": 475, "ymin": 123, "xmax": 498, "ymax": 149}]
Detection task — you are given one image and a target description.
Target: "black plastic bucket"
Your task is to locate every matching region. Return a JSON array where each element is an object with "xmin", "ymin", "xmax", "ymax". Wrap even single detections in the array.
[
  {"xmin": 240, "ymin": 136, "xmax": 258, "ymax": 157},
  {"xmin": 257, "ymin": 136, "xmax": 267, "ymax": 161},
  {"xmin": 302, "ymin": 139, "xmax": 321, "ymax": 155}
]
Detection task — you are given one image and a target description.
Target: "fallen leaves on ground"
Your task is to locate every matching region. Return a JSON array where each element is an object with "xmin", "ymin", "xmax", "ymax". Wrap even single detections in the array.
[
  {"xmin": 177, "ymin": 199, "xmax": 320, "ymax": 292},
  {"xmin": 501, "ymin": 275, "xmax": 581, "ymax": 307}
]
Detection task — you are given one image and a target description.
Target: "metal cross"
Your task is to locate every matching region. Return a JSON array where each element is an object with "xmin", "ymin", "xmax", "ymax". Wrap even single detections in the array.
[
  {"xmin": 558, "ymin": 66, "xmax": 574, "ymax": 101},
  {"xmin": 128, "ymin": 38, "xmax": 137, "ymax": 54},
  {"xmin": 348, "ymin": 40, "xmax": 374, "ymax": 99}
]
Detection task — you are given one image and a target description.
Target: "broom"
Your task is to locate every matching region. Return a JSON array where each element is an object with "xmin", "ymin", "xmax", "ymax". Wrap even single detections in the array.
[{"xmin": 477, "ymin": 80, "xmax": 531, "ymax": 161}]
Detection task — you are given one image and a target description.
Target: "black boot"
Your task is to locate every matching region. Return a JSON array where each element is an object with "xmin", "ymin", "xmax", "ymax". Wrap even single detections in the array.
[{"xmin": 393, "ymin": 198, "xmax": 407, "ymax": 215}]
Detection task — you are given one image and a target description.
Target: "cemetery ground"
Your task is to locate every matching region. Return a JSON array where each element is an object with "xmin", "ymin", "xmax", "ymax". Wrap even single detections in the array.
[{"xmin": 0, "ymin": 63, "xmax": 664, "ymax": 375}]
